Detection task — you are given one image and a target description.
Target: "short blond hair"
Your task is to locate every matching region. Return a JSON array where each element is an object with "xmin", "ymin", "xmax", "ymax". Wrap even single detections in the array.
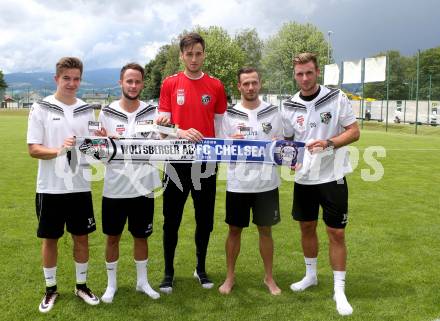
[
  {"xmin": 292, "ymin": 52, "xmax": 319, "ymax": 69},
  {"xmin": 56, "ymin": 57, "xmax": 83, "ymax": 77}
]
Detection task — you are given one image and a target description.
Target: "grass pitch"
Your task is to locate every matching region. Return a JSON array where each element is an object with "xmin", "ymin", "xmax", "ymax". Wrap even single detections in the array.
[{"xmin": 0, "ymin": 109, "xmax": 439, "ymax": 321}]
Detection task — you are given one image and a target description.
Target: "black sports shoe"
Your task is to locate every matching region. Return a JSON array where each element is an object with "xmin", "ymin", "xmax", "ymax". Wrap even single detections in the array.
[
  {"xmin": 39, "ymin": 290, "xmax": 59, "ymax": 313},
  {"xmin": 159, "ymin": 275, "xmax": 174, "ymax": 294},
  {"xmin": 193, "ymin": 270, "xmax": 214, "ymax": 289}
]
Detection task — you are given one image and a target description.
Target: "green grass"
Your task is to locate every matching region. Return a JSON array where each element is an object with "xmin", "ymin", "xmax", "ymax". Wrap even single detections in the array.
[{"xmin": 1, "ymin": 109, "xmax": 439, "ymax": 321}]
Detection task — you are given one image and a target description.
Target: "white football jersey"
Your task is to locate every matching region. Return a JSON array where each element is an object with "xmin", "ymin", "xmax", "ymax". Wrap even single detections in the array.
[
  {"xmin": 99, "ymin": 100, "xmax": 162, "ymax": 198},
  {"xmin": 220, "ymin": 101, "xmax": 282, "ymax": 193},
  {"xmin": 282, "ymin": 85, "xmax": 357, "ymax": 185},
  {"xmin": 27, "ymin": 95, "xmax": 95, "ymax": 193}
]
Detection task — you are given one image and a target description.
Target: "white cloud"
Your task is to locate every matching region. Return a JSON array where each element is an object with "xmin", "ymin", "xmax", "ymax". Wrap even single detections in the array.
[{"xmin": 0, "ymin": 0, "xmax": 438, "ymax": 73}]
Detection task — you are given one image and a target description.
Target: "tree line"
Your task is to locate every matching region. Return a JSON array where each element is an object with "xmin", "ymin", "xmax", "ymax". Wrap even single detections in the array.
[{"xmin": 141, "ymin": 22, "xmax": 440, "ymax": 101}]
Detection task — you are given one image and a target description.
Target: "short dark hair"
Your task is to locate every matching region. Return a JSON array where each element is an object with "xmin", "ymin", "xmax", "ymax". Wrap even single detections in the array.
[
  {"xmin": 120, "ymin": 62, "xmax": 145, "ymax": 80},
  {"xmin": 56, "ymin": 57, "xmax": 83, "ymax": 77},
  {"xmin": 179, "ymin": 32, "xmax": 205, "ymax": 52},
  {"xmin": 237, "ymin": 67, "xmax": 261, "ymax": 82},
  {"xmin": 292, "ymin": 52, "xmax": 319, "ymax": 69}
]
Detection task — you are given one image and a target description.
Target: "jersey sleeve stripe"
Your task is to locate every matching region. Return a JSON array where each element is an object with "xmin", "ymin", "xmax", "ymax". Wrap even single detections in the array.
[
  {"xmin": 102, "ymin": 106, "xmax": 128, "ymax": 121},
  {"xmin": 315, "ymin": 89, "xmax": 340, "ymax": 109},
  {"xmin": 257, "ymin": 105, "xmax": 278, "ymax": 118},
  {"xmin": 37, "ymin": 100, "xmax": 64, "ymax": 115},
  {"xmin": 226, "ymin": 107, "xmax": 248, "ymax": 119},
  {"xmin": 135, "ymin": 105, "xmax": 157, "ymax": 120}
]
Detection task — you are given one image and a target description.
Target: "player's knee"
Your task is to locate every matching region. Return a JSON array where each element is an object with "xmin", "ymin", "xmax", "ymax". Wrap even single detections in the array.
[
  {"xmin": 106, "ymin": 235, "xmax": 120, "ymax": 248},
  {"xmin": 257, "ymin": 226, "xmax": 272, "ymax": 238},
  {"xmin": 228, "ymin": 225, "xmax": 242, "ymax": 238},
  {"xmin": 72, "ymin": 235, "xmax": 88, "ymax": 249},
  {"xmin": 327, "ymin": 228, "xmax": 345, "ymax": 244},
  {"xmin": 300, "ymin": 221, "xmax": 317, "ymax": 236}
]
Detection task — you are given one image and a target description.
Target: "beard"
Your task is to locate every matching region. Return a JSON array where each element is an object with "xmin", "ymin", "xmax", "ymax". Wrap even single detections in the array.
[
  {"xmin": 243, "ymin": 93, "xmax": 259, "ymax": 102},
  {"xmin": 122, "ymin": 90, "xmax": 140, "ymax": 101}
]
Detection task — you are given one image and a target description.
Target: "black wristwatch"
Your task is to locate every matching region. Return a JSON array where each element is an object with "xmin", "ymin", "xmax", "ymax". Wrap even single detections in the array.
[{"xmin": 326, "ymin": 139, "xmax": 335, "ymax": 149}]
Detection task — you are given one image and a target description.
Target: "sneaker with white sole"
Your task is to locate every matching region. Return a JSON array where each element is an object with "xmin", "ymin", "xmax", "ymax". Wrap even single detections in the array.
[
  {"xmin": 136, "ymin": 283, "xmax": 160, "ymax": 300},
  {"xmin": 39, "ymin": 290, "xmax": 59, "ymax": 313},
  {"xmin": 101, "ymin": 287, "xmax": 117, "ymax": 304},
  {"xmin": 75, "ymin": 286, "xmax": 100, "ymax": 305},
  {"xmin": 159, "ymin": 275, "xmax": 174, "ymax": 294},
  {"xmin": 193, "ymin": 270, "xmax": 214, "ymax": 289},
  {"xmin": 290, "ymin": 276, "xmax": 318, "ymax": 292}
]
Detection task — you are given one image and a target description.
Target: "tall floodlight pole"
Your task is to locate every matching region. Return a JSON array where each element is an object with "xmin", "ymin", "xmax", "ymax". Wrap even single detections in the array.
[{"xmin": 327, "ymin": 31, "xmax": 333, "ymax": 64}]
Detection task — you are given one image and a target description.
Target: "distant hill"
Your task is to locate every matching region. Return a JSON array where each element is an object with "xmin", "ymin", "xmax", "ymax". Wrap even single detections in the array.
[{"xmin": 4, "ymin": 68, "xmax": 120, "ymax": 91}]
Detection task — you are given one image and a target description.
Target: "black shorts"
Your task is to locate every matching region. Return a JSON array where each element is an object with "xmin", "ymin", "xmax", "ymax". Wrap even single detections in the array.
[
  {"xmin": 35, "ymin": 192, "xmax": 96, "ymax": 239},
  {"xmin": 292, "ymin": 178, "xmax": 349, "ymax": 229},
  {"xmin": 226, "ymin": 188, "xmax": 280, "ymax": 228},
  {"xmin": 102, "ymin": 196, "xmax": 154, "ymax": 238}
]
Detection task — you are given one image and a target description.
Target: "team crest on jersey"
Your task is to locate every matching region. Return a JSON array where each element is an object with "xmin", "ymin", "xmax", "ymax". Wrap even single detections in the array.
[
  {"xmin": 262, "ymin": 122, "xmax": 272, "ymax": 134},
  {"xmin": 320, "ymin": 112, "xmax": 332, "ymax": 124},
  {"xmin": 177, "ymin": 89, "xmax": 185, "ymax": 106},
  {"xmin": 296, "ymin": 115, "xmax": 304, "ymax": 126},
  {"xmin": 201, "ymin": 94, "xmax": 211, "ymax": 105}
]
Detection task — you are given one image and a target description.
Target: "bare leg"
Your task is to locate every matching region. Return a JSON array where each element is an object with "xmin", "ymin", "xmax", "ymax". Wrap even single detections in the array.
[
  {"xmin": 326, "ymin": 227, "xmax": 346, "ymax": 271},
  {"xmin": 219, "ymin": 225, "xmax": 242, "ymax": 294},
  {"xmin": 72, "ymin": 234, "xmax": 88, "ymax": 263},
  {"xmin": 300, "ymin": 221, "xmax": 318, "ymax": 258},
  {"xmin": 257, "ymin": 226, "xmax": 281, "ymax": 295},
  {"xmin": 133, "ymin": 237, "xmax": 147, "ymax": 261},
  {"xmin": 42, "ymin": 238, "xmax": 58, "ymax": 268},
  {"xmin": 105, "ymin": 235, "xmax": 121, "ymax": 263}
]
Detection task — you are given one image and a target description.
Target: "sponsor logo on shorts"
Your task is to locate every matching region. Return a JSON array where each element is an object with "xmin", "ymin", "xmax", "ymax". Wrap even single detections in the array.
[
  {"xmin": 341, "ymin": 213, "xmax": 348, "ymax": 225},
  {"xmin": 87, "ymin": 218, "xmax": 96, "ymax": 229}
]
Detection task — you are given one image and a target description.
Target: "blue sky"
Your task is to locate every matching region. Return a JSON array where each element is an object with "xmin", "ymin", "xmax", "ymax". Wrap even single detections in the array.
[{"xmin": 0, "ymin": 0, "xmax": 438, "ymax": 73}]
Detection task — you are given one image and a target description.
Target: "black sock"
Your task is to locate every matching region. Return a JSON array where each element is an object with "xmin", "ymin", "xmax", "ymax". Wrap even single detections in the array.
[
  {"xmin": 46, "ymin": 285, "xmax": 57, "ymax": 293},
  {"xmin": 76, "ymin": 283, "xmax": 87, "ymax": 290}
]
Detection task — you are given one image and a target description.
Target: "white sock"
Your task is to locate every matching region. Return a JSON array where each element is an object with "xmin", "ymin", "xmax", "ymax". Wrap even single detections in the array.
[
  {"xmin": 135, "ymin": 259, "xmax": 148, "ymax": 286},
  {"xmin": 135, "ymin": 259, "xmax": 160, "ymax": 299},
  {"xmin": 43, "ymin": 266, "xmax": 57, "ymax": 288},
  {"xmin": 333, "ymin": 271, "xmax": 353, "ymax": 316},
  {"xmin": 290, "ymin": 257, "xmax": 318, "ymax": 292},
  {"xmin": 305, "ymin": 257, "xmax": 317, "ymax": 278},
  {"xmin": 75, "ymin": 262, "xmax": 88, "ymax": 285},
  {"xmin": 102, "ymin": 261, "xmax": 118, "ymax": 303}
]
